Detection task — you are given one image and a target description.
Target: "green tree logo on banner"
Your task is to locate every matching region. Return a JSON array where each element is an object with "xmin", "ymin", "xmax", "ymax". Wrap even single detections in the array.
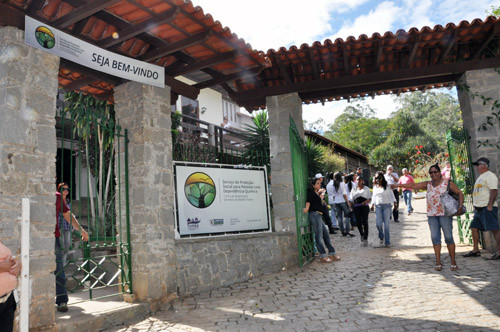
[
  {"xmin": 35, "ymin": 26, "xmax": 55, "ymax": 49},
  {"xmin": 184, "ymin": 172, "xmax": 216, "ymax": 208}
]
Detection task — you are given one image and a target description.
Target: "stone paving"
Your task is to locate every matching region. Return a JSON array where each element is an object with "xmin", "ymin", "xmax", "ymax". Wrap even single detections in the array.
[{"xmin": 105, "ymin": 198, "xmax": 500, "ymax": 332}]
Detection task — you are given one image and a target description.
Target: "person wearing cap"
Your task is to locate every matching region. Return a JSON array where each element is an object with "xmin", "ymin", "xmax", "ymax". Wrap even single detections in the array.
[{"xmin": 463, "ymin": 157, "xmax": 500, "ymax": 260}]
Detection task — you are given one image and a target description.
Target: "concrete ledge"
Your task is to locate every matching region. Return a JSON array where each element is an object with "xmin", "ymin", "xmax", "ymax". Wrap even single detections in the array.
[
  {"xmin": 174, "ymin": 231, "xmax": 295, "ymax": 243},
  {"xmin": 56, "ymin": 290, "xmax": 150, "ymax": 332}
]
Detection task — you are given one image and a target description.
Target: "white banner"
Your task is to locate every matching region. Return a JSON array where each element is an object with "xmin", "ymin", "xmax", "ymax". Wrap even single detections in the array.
[
  {"xmin": 25, "ymin": 16, "xmax": 165, "ymax": 88},
  {"xmin": 174, "ymin": 163, "xmax": 271, "ymax": 237}
]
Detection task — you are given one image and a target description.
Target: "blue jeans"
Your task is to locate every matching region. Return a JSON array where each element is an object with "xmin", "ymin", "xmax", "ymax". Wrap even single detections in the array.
[
  {"xmin": 403, "ymin": 190, "xmax": 413, "ymax": 213},
  {"xmin": 329, "ymin": 204, "xmax": 338, "ymax": 227},
  {"xmin": 335, "ymin": 202, "xmax": 351, "ymax": 234},
  {"xmin": 309, "ymin": 212, "xmax": 336, "ymax": 258},
  {"xmin": 427, "ymin": 216, "xmax": 454, "ymax": 245},
  {"xmin": 376, "ymin": 204, "xmax": 392, "ymax": 245},
  {"xmin": 55, "ymin": 237, "xmax": 68, "ymax": 305}
]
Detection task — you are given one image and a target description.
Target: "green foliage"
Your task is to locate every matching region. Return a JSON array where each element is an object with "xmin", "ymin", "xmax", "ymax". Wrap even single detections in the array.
[
  {"xmin": 171, "ymin": 110, "xmax": 182, "ymax": 142},
  {"xmin": 369, "ymin": 111, "xmax": 438, "ymax": 169},
  {"xmin": 395, "ymin": 91, "xmax": 462, "ymax": 150},
  {"xmin": 241, "ymin": 110, "xmax": 271, "ymax": 169},
  {"xmin": 488, "ymin": 5, "xmax": 500, "ymax": 17},
  {"xmin": 305, "ymin": 137, "xmax": 325, "ymax": 177},
  {"xmin": 322, "ymin": 149, "xmax": 346, "ymax": 173},
  {"xmin": 326, "ymin": 103, "xmax": 375, "ymax": 135}
]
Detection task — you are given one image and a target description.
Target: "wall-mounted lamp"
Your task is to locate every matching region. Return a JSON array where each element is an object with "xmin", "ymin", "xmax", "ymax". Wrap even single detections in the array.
[{"xmin": 201, "ymin": 107, "xmax": 207, "ymax": 114}]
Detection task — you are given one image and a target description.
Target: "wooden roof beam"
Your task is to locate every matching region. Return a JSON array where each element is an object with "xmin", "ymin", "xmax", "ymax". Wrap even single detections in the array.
[
  {"xmin": 376, "ymin": 41, "xmax": 383, "ymax": 70},
  {"xmin": 0, "ymin": 2, "xmax": 25, "ymax": 29},
  {"xmin": 232, "ymin": 56, "xmax": 500, "ymax": 102},
  {"xmin": 308, "ymin": 48, "xmax": 320, "ymax": 80},
  {"xmin": 53, "ymin": 0, "xmax": 122, "ymax": 29},
  {"xmin": 193, "ymin": 67, "xmax": 261, "ymax": 89},
  {"xmin": 26, "ymin": 0, "xmax": 46, "ymax": 16},
  {"xmin": 343, "ymin": 45, "xmax": 350, "ymax": 73},
  {"xmin": 437, "ymin": 31, "xmax": 457, "ymax": 64},
  {"xmin": 406, "ymin": 37, "xmax": 420, "ymax": 68},
  {"xmin": 167, "ymin": 50, "xmax": 237, "ymax": 76},
  {"xmin": 98, "ymin": 7, "xmax": 178, "ymax": 48},
  {"xmin": 136, "ymin": 30, "xmax": 211, "ymax": 62},
  {"xmin": 274, "ymin": 55, "xmax": 292, "ymax": 84},
  {"xmin": 471, "ymin": 25, "xmax": 499, "ymax": 60},
  {"xmin": 164, "ymin": 76, "xmax": 199, "ymax": 100},
  {"xmin": 59, "ymin": 59, "xmax": 123, "ymax": 86},
  {"xmin": 63, "ymin": 76, "xmax": 97, "ymax": 92}
]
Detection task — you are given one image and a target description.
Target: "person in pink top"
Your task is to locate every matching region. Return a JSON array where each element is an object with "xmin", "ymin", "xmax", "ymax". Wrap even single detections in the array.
[
  {"xmin": 399, "ymin": 168, "xmax": 415, "ymax": 216},
  {"xmin": 392, "ymin": 164, "xmax": 464, "ymax": 272},
  {"xmin": 0, "ymin": 241, "xmax": 22, "ymax": 332}
]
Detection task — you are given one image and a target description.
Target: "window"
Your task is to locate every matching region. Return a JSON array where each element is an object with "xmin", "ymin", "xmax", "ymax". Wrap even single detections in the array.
[{"xmin": 222, "ymin": 100, "xmax": 238, "ymax": 124}]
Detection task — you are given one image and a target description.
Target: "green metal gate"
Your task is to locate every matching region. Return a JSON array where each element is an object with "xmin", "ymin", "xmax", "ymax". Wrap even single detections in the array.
[
  {"xmin": 289, "ymin": 118, "xmax": 314, "ymax": 267},
  {"xmin": 56, "ymin": 91, "xmax": 132, "ymax": 303},
  {"xmin": 446, "ymin": 128, "xmax": 476, "ymax": 244}
]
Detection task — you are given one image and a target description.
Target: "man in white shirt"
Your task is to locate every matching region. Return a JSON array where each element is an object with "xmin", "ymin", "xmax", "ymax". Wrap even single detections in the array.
[
  {"xmin": 384, "ymin": 165, "xmax": 400, "ymax": 222},
  {"xmin": 463, "ymin": 157, "xmax": 500, "ymax": 260}
]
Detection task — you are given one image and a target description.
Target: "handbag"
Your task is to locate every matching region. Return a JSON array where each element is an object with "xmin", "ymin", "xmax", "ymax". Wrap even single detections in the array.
[{"xmin": 440, "ymin": 180, "xmax": 466, "ymax": 216}]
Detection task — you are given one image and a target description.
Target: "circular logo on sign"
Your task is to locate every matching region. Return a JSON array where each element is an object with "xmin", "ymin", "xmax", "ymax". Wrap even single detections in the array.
[
  {"xmin": 35, "ymin": 26, "xmax": 55, "ymax": 49},
  {"xmin": 184, "ymin": 172, "xmax": 216, "ymax": 208}
]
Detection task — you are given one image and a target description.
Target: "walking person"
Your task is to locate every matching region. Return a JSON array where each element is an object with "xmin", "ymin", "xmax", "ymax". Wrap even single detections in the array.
[
  {"xmin": 327, "ymin": 172, "xmax": 354, "ymax": 237},
  {"xmin": 463, "ymin": 157, "xmax": 500, "ymax": 260},
  {"xmin": 384, "ymin": 165, "xmax": 400, "ymax": 222},
  {"xmin": 350, "ymin": 177, "xmax": 372, "ymax": 246},
  {"xmin": 392, "ymin": 164, "xmax": 464, "ymax": 271},
  {"xmin": 55, "ymin": 183, "xmax": 89, "ymax": 312},
  {"xmin": 372, "ymin": 171, "xmax": 396, "ymax": 247},
  {"xmin": 345, "ymin": 173, "xmax": 357, "ymax": 228},
  {"xmin": 326, "ymin": 173, "xmax": 339, "ymax": 231},
  {"xmin": 304, "ymin": 178, "xmax": 340, "ymax": 263},
  {"xmin": 0, "ymin": 241, "xmax": 21, "ymax": 332},
  {"xmin": 399, "ymin": 168, "xmax": 415, "ymax": 216}
]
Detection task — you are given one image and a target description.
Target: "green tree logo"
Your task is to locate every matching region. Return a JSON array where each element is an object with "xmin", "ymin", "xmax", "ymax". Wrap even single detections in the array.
[
  {"xmin": 184, "ymin": 172, "xmax": 216, "ymax": 208},
  {"xmin": 35, "ymin": 26, "xmax": 55, "ymax": 49}
]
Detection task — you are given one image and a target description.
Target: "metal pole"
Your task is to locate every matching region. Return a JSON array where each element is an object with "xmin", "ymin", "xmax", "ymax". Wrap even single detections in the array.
[{"xmin": 20, "ymin": 198, "xmax": 30, "ymax": 332}]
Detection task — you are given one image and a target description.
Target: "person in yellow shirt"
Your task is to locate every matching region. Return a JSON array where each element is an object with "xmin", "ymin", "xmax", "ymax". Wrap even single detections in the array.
[{"xmin": 463, "ymin": 157, "xmax": 500, "ymax": 260}]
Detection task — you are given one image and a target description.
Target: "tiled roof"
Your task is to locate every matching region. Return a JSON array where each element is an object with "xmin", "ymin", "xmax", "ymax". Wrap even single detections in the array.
[
  {"xmin": 232, "ymin": 16, "xmax": 500, "ymax": 109},
  {"xmin": 2, "ymin": 0, "xmax": 270, "ymax": 101}
]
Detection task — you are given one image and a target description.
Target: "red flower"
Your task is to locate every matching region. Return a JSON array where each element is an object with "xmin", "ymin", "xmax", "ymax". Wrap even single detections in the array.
[
  {"xmin": 427, "ymin": 152, "xmax": 431, "ymax": 155},
  {"xmin": 446, "ymin": 153, "xmax": 449, "ymax": 157},
  {"xmin": 417, "ymin": 151, "xmax": 421, "ymax": 154},
  {"xmin": 420, "ymin": 145, "xmax": 423, "ymax": 148},
  {"xmin": 415, "ymin": 145, "xmax": 419, "ymax": 149},
  {"xmin": 416, "ymin": 160, "xmax": 419, "ymax": 163}
]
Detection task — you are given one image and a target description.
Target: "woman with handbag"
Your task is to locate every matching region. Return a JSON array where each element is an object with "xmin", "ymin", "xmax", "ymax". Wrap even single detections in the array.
[{"xmin": 392, "ymin": 163, "xmax": 464, "ymax": 271}]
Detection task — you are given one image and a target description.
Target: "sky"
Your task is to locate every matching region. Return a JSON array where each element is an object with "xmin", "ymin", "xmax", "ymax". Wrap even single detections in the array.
[{"xmin": 191, "ymin": 0, "xmax": 498, "ymax": 129}]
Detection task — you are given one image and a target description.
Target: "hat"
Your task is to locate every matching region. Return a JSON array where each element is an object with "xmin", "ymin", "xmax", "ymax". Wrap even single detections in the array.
[
  {"xmin": 472, "ymin": 157, "xmax": 490, "ymax": 166},
  {"xmin": 315, "ymin": 173, "xmax": 324, "ymax": 179}
]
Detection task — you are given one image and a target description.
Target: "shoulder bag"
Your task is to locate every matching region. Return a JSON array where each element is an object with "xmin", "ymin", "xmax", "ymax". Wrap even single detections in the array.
[{"xmin": 440, "ymin": 180, "xmax": 466, "ymax": 216}]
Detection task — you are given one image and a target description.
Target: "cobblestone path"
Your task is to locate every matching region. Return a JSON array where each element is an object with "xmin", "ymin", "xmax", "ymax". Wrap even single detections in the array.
[{"xmin": 105, "ymin": 198, "xmax": 500, "ymax": 332}]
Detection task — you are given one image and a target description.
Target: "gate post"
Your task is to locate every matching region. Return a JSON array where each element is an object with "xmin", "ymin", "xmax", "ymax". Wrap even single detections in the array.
[
  {"xmin": 457, "ymin": 69, "xmax": 500, "ymax": 252},
  {"xmin": 266, "ymin": 93, "xmax": 304, "ymax": 233},
  {"xmin": 0, "ymin": 26, "xmax": 60, "ymax": 329},
  {"xmin": 114, "ymin": 82, "xmax": 177, "ymax": 309}
]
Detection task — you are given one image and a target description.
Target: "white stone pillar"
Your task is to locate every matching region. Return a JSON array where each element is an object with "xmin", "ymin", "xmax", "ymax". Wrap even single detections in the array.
[
  {"xmin": 266, "ymin": 92, "xmax": 304, "ymax": 233},
  {"xmin": 0, "ymin": 26, "xmax": 59, "ymax": 329},
  {"xmin": 114, "ymin": 82, "xmax": 177, "ymax": 308},
  {"xmin": 457, "ymin": 68, "xmax": 500, "ymax": 252}
]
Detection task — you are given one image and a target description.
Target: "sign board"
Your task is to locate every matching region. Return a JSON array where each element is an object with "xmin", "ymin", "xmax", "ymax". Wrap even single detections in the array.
[
  {"xmin": 25, "ymin": 16, "xmax": 165, "ymax": 88},
  {"xmin": 174, "ymin": 163, "xmax": 271, "ymax": 237}
]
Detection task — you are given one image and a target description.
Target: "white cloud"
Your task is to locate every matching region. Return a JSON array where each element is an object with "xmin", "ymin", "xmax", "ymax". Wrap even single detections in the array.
[
  {"xmin": 191, "ymin": 0, "xmax": 369, "ymax": 50},
  {"xmin": 329, "ymin": 1, "xmax": 401, "ymax": 40},
  {"xmin": 434, "ymin": 0, "xmax": 498, "ymax": 24}
]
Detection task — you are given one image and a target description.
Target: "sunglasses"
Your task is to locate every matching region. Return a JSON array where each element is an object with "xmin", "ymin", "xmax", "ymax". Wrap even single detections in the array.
[
  {"xmin": 62, "ymin": 187, "xmax": 70, "ymax": 191},
  {"xmin": 429, "ymin": 171, "xmax": 439, "ymax": 175}
]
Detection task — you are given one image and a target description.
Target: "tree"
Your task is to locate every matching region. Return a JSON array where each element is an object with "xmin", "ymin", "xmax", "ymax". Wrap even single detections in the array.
[
  {"xmin": 322, "ymin": 149, "xmax": 346, "ymax": 173},
  {"xmin": 326, "ymin": 103, "xmax": 375, "ymax": 135},
  {"xmin": 304, "ymin": 117, "xmax": 326, "ymax": 133},
  {"xmin": 241, "ymin": 110, "xmax": 270, "ymax": 168},
  {"xmin": 370, "ymin": 111, "xmax": 438, "ymax": 169},
  {"xmin": 394, "ymin": 91, "xmax": 462, "ymax": 150},
  {"xmin": 305, "ymin": 137, "xmax": 325, "ymax": 177}
]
